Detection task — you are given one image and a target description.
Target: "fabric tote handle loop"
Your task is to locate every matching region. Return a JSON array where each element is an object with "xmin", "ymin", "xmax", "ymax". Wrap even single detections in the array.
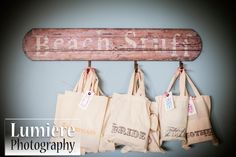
[
  {"xmin": 184, "ymin": 73, "xmax": 201, "ymax": 97},
  {"xmin": 166, "ymin": 68, "xmax": 186, "ymax": 96},
  {"xmin": 166, "ymin": 69, "xmax": 180, "ymax": 93},
  {"xmin": 73, "ymin": 67, "xmax": 102, "ymax": 95},
  {"xmin": 73, "ymin": 69, "xmax": 88, "ymax": 93},
  {"xmin": 128, "ymin": 66, "xmax": 146, "ymax": 96}
]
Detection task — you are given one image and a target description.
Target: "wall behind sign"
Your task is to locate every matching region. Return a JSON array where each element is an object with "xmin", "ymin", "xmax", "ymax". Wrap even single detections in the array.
[{"xmin": 0, "ymin": 0, "xmax": 235, "ymax": 156}]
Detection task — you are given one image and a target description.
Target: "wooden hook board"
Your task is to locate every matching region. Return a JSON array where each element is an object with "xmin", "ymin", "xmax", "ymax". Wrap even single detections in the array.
[{"xmin": 23, "ymin": 28, "xmax": 202, "ymax": 61}]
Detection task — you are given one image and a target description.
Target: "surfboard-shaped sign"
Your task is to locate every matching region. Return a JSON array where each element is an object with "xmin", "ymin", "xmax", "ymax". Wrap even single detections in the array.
[{"xmin": 23, "ymin": 28, "xmax": 202, "ymax": 61}]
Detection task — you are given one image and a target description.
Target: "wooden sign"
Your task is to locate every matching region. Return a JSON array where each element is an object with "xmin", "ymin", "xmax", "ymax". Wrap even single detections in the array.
[{"xmin": 23, "ymin": 28, "xmax": 202, "ymax": 61}]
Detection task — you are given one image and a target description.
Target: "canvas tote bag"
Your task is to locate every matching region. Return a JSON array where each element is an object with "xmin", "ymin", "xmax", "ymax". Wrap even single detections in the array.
[
  {"xmin": 53, "ymin": 67, "xmax": 109, "ymax": 154},
  {"xmin": 182, "ymin": 72, "xmax": 219, "ymax": 149},
  {"xmin": 156, "ymin": 69, "xmax": 188, "ymax": 145},
  {"xmin": 103, "ymin": 67, "xmax": 151, "ymax": 153}
]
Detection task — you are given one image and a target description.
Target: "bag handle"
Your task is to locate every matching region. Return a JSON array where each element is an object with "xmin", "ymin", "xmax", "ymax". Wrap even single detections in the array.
[
  {"xmin": 73, "ymin": 68, "xmax": 96, "ymax": 93},
  {"xmin": 179, "ymin": 70, "xmax": 187, "ymax": 96},
  {"xmin": 73, "ymin": 69, "xmax": 88, "ymax": 93},
  {"xmin": 83, "ymin": 69, "xmax": 105, "ymax": 96},
  {"xmin": 166, "ymin": 68, "xmax": 186, "ymax": 96},
  {"xmin": 73, "ymin": 67, "xmax": 103, "ymax": 95},
  {"xmin": 184, "ymin": 72, "xmax": 201, "ymax": 97},
  {"xmin": 135, "ymin": 69, "xmax": 146, "ymax": 96},
  {"xmin": 166, "ymin": 69, "xmax": 180, "ymax": 92},
  {"xmin": 83, "ymin": 70, "xmax": 98, "ymax": 92},
  {"xmin": 128, "ymin": 66, "xmax": 146, "ymax": 96}
]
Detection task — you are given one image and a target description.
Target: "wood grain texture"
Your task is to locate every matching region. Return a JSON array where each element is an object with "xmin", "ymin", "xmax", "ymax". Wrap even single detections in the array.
[{"xmin": 23, "ymin": 28, "xmax": 202, "ymax": 61}]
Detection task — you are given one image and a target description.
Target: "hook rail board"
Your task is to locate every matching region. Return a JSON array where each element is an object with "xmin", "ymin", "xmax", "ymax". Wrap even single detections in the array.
[{"xmin": 23, "ymin": 28, "xmax": 202, "ymax": 61}]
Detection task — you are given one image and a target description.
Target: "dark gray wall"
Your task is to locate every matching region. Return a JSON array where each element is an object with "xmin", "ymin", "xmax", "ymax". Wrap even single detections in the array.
[{"xmin": 0, "ymin": 0, "xmax": 235, "ymax": 156}]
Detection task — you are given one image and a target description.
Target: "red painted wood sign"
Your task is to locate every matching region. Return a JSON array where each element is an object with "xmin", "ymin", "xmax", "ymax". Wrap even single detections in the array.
[{"xmin": 23, "ymin": 28, "xmax": 202, "ymax": 61}]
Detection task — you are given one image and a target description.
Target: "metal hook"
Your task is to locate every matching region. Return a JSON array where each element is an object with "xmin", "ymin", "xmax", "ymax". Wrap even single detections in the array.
[
  {"xmin": 87, "ymin": 60, "xmax": 91, "ymax": 74},
  {"xmin": 134, "ymin": 60, "xmax": 138, "ymax": 73},
  {"xmin": 179, "ymin": 61, "xmax": 184, "ymax": 72},
  {"xmin": 88, "ymin": 60, "xmax": 91, "ymax": 67}
]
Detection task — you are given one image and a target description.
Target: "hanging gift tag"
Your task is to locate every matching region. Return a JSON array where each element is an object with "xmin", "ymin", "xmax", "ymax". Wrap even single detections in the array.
[
  {"xmin": 164, "ymin": 92, "xmax": 175, "ymax": 111},
  {"xmin": 79, "ymin": 91, "xmax": 94, "ymax": 110},
  {"xmin": 188, "ymin": 97, "xmax": 197, "ymax": 116}
]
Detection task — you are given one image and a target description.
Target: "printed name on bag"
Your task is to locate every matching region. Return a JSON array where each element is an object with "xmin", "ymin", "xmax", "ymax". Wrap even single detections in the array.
[
  {"xmin": 164, "ymin": 92, "xmax": 175, "ymax": 111},
  {"xmin": 188, "ymin": 97, "xmax": 197, "ymax": 116},
  {"xmin": 111, "ymin": 123, "xmax": 146, "ymax": 140},
  {"xmin": 165, "ymin": 126, "xmax": 186, "ymax": 138},
  {"xmin": 187, "ymin": 128, "xmax": 214, "ymax": 138},
  {"xmin": 79, "ymin": 91, "xmax": 94, "ymax": 110}
]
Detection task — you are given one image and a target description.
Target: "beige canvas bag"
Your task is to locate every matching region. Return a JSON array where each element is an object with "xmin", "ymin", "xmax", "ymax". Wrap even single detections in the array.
[
  {"xmin": 182, "ymin": 72, "xmax": 219, "ymax": 149},
  {"xmin": 53, "ymin": 67, "xmax": 109, "ymax": 154},
  {"xmin": 156, "ymin": 69, "xmax": 188, "ymax": 145},
  {"xmin": 103, "ymin": 67, "xmax": 151, "ymax": 153}
]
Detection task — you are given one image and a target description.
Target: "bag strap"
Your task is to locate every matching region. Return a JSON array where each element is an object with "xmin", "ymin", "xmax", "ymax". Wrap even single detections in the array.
[
  {"xmin": 128, "ymin": 66, "xmax": 146, "ymax": 96},
  {"xmin": 166, "ymin": 69, "xmax": 180, "ymax": 92},
  {"xmin": 179, "ymin": 69, "xmax": 186, "ymax": 96},
  {"xmin": 185, "ymin": 72, "xmax": 201, "ymax": 97},
  {"xmin": 73, "ymin": 69, "xmax": 88, "ymax": 93},
  {"xmin": 82, "ymin": 69, "xmax": 94, "ymax": 91},
  {"xmin": 136, "ymin": 69, "xmax": 146, "ymax": 96},
  {"xmin": 166, "ymin": 68, "xmax": 186, "ymax": 96},
  {"xmin": 83, "ymin": 69, "xmax": 104, "ymax": 95},
  {"xmin": 73, "ymin": 67, "xmax": 104, "ymax": 95}
]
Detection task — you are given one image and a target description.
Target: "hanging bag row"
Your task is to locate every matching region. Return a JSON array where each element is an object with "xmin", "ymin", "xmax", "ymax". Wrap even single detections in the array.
[{"xmin": 53, "ymin": 66, "xmax": 218, "ymax": 155}]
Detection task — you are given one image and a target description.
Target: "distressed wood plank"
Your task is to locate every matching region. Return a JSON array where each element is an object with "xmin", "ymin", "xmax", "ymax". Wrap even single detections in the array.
[{"xmin": 23, "ymin": 28, "xmax": 202, "ymax": 60}]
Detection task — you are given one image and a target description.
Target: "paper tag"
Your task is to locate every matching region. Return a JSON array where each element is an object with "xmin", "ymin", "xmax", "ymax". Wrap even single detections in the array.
[
  {"xmin": 164, "ymin": 92, "xmax": 175, "ymax": 111},
  {"xmin": 188, "ymin": 97, "xmax": 197, "ymax": 116},
  {"xmin": 79, "ymin": 91, "xmax": 94, "ymax": 110}
]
